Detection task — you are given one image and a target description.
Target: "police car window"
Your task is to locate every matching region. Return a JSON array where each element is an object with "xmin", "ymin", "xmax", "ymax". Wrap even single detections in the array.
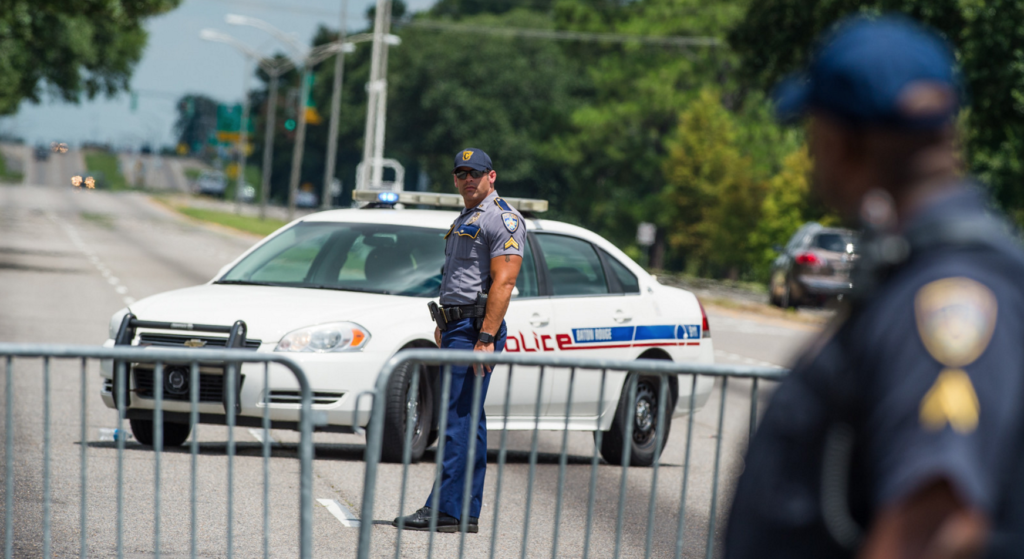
[
  {"xmin": 220, "ymin": 222, "xmax": 447, "ymax": 297},
  {"xmin": 535, "ymin": 234, "xmax": 609, "ymax": 296},
  {"xmin": 515, "ymin": 238, "xmax": 539, "ymax": 298},
  {"xmin": 601, "ymin": 249, "xmax": 640, "ymax": 293}
]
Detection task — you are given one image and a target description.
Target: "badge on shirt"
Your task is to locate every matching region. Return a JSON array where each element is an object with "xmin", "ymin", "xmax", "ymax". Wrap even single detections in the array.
[
  {"xmin": 914, "ymin": 277, "xmax": 997, "ymax": 368},
  {"xmin": 915, "ymin": 277, "xmax": 996, "ymax": 434},
  {"xmin": 502, "ymin": 212, "xmax": 519, "ymax": 233}
]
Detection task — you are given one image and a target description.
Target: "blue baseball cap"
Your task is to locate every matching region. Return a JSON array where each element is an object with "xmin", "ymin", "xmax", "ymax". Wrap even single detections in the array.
[
  {"xmin": 774, "ymin": 16, "xmax": 962, "ymax": 129},
  {"xmin": 453, "ymin": 148, "xmax": 492, "ymax": 172}
]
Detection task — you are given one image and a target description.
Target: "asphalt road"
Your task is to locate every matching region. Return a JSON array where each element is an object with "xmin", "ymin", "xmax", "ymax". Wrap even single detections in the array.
[{"xmin": 0, "ymin": 150, "xmax": 819, "ymax": 557}]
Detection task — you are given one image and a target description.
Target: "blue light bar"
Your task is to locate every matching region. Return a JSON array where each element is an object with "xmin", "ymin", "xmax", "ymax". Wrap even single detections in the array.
[{"xmin": 377, "ymin": 192, "xmax": 399, "ymax": 204}]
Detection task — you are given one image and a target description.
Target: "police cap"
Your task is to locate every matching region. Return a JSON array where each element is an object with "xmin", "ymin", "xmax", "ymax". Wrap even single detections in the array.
[
  {"xmin": 453, "ymin": 148, "xmax": 492, "ymax": 172},
  {"xmin": 774, "ymin": 16, "xmax": 962, "ymax": 130}
]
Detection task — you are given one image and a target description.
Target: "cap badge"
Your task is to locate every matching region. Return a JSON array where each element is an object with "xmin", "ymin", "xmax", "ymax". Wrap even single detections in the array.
[
  {"xmin": 502, "ymin": 212, "xmax": 519, "ymax": 233},
  {"xmin": 462, "ymin": 150, "xmax": 473, "ymax": 161}
]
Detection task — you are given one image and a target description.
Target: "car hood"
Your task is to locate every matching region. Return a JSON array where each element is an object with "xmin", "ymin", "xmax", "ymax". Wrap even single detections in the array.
[{"xmin": 127, "ymin": 284, "xmax": 427, "ymax": 344}]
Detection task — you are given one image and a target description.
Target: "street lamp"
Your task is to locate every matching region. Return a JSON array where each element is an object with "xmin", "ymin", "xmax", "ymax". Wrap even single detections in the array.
[
  {"xmin": 227, "ymin": 14, "xmax": 388, "ymax": 220},
  {"xmin": 200, "ymin": 29, "xmax": 295, "ymax": 219}
]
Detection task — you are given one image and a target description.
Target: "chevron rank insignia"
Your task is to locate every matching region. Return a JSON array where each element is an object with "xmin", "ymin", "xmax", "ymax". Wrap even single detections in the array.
[
  {"xmin": 502, "ymin": 212, "xmax": 519, "ymax": 233},
  {"xmin": 503, "ymin": 236, "xmax": 519, "ymax": 250},
  {"xmin": 919, "ymin": 368, "xmax": 980, "ymax": 433}
]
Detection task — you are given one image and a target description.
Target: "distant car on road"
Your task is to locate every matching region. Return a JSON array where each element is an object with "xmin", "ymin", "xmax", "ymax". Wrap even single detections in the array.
[
  {"xmin": 98, "ymin": 192, "xmax": 715, "ymax": 467},
  {"xmin": 769, "ymin": 222, "xmax": 857, "ymax": 308},
  {"xmin": 195, "ymin": 171, "xmax": 227, "ymax": 198},
  {"xmin": 34, "ymin": 145, "xmax": 49, "ymax": 161}
]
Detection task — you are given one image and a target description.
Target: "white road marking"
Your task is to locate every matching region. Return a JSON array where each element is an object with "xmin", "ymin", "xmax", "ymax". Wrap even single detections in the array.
[
  {"xmin": 248, "ymin": 428, "xmax": 278, "ymax": 445},
  {"xmin": 47, "ymin": 212, "xmax": 136, "ymax": 307},
  {"xmin": 715, "ymin": 349, "xmax": 782, "ymax": 369},
  {"xmin": 317, "ymin": 498, "xmax": 361, "ymax": 527}
]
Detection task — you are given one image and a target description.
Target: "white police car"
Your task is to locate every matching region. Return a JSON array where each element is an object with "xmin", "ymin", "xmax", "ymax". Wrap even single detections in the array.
[{"xmin": 99, "ymin": 191, "xmax": 714, "ymax": 466}]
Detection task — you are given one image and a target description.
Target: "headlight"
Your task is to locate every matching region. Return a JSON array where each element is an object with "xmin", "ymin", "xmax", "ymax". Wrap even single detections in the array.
[{"xmin": 275, "ymin": 322, "xmax": 370, "ymax": 353}]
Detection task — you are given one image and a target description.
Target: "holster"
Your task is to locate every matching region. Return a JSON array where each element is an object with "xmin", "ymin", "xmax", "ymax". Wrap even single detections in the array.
[
  {"xmin": 428, "ymin": 293, "xmax": 488, "ymax": 332},
  {"xmin": 427, "ymin": 301, "xmax": 447, "ymax": 332}
]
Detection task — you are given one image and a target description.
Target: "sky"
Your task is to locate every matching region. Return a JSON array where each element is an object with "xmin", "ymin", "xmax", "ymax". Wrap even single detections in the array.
[{"xmin": 0, "ymin": 0, "xmax": 435, "ymax": 149}]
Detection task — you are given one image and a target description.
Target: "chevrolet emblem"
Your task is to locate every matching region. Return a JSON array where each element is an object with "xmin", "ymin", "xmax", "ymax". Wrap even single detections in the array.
[{"xmin": 183, "ymin": 339, "xmax": 206, "ymax": 348}]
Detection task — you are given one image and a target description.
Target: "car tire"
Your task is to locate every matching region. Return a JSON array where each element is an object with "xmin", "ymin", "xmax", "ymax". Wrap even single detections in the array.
[
  {"xmin": 380, "ymin": 361, "xmax": 434, "ymax": 464},
  {"xmin": 597, "ymin": 374, "xmax": 672, "ymax": 467},
  {"xmin": 129, "ymin": 418, "xmax": 192, "ymax": 449}
]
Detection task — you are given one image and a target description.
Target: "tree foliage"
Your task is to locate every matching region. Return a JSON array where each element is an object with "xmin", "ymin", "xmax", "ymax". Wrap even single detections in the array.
[
  {"xmin": 728, "ymin": 0, "xmax": 1024, "ymax": 214},
  {"xmin": 0, "ymin": 0, "xmax": 181, "ymax": 115}
]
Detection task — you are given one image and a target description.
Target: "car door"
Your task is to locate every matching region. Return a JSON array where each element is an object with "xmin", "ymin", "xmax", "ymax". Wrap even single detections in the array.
[
  {"xmin": 484, "ymin": 235, "xmax": 555, "ymax": 426},
  {"xmin": 533, "ymin": 233, "xmax": 644, "ymax": 418}
]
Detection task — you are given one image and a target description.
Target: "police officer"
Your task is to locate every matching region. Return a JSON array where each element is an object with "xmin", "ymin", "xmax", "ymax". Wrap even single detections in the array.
[
  {"xmin": 725, "ymin": 16, "xmax": 1024, "ymax": 559},
  {"xmin": 393, "ymin": 148, "xmax": 526, "ymax": 533}
]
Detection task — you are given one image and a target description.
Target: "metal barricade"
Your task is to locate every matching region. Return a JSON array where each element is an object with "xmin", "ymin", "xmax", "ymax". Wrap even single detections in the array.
[
  {"xmin": 357, "ymin": 349, "xmax": 787, "ymax": 559},
  {"xmin": 0, "ymin": 344, "xmax": 315, "ymax": 559}
]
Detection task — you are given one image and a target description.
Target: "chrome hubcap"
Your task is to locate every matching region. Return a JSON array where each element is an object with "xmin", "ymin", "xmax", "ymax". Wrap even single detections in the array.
[
  {"xmin": 407, "ymin": 386, "xmax": 422, "ymax": 439},
  {"xmin": 633, "ymin": 381, "xmax": 657, "ymax": 445}
]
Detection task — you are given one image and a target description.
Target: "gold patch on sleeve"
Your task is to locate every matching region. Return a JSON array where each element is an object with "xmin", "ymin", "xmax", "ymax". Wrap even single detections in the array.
[
  {"xmin": 919, "ymin": 368, "xmax": 980, "ymax": 433},
  {"xmin": 503, "ymin": 236, "xmax": 519, "ymax": 250},
  {"xmin": 914, "ymin": 277, "xmax": 998, "ymax": 368},
  {"xmin": 466, "ymin": 212, "xmax": 482, "ymax": 225}
]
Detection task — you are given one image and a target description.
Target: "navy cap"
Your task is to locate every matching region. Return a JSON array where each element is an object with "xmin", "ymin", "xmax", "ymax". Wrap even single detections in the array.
[
  {"xmin": 453, "ymin": 148, "xmax": 492, "ymax": 172},
  {"xmin": 774, "ymin": 16, "xmax": 962, "ymax": 129}
]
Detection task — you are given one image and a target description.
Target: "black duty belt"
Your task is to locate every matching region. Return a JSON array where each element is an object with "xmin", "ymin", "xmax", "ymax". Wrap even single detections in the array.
[{"xmin": 427, "ymin": 301, "xmax": 486, "ymax": 332}]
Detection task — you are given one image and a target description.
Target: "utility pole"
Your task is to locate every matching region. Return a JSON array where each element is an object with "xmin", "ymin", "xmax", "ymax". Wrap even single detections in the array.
[
  {"xmin": 321, "ymin": 0, "xmax": 348, "ymax": 210},
  {"xmin": 358, "ymin": 0, "xmax": 392, "ymax": 191}
]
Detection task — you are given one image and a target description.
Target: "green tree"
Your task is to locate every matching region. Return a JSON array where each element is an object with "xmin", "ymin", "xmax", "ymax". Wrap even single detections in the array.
[
  {"xmin": 747, "ymin": 146, "xmax": 812, "ymax": 280},
  {"xmin": 728, "ymin": 0, "xmax": 1024, "ymax": 215},
  {"xmin": 174, "ymin": 94, "xmax": 220, "ymax": 155},
  {"xmin": 660, "ymin": 89, "xmax": 765, "ymax": 277},
  {"xmin": 0, "ymin": 0, "xmax": 181, "ymax": 115}
]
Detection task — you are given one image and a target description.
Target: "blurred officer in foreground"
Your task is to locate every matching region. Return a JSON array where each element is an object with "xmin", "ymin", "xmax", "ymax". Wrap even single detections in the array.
[
  {"xmin": 393, "ymin": 148, "xmax": 525, "ymax": 533},
  {"xmin": 725, "ymin": 16, "xmax": 1024, "ymax": 559}
]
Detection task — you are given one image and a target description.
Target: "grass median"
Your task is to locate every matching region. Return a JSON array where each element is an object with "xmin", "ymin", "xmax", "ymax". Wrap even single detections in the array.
[{"xmin": 176, "ymin": 206, "xmax": 286, "ymax": 237}]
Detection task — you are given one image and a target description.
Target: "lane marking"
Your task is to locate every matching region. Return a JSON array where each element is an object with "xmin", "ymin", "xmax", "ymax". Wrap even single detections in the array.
[
  {"xmin": 714, "ymin": 349, "xmax": 782, "ymax": 369},
  {"xmin": 248, "ymin": 428, "xmax": 279, "ymax": 445},
  {"xmin": 317, "ymin": 498, "xmax": 360, "ymax": 527},
  {"xmin": 47, "ymin": 212, "xmax": 136, "ymax": 308}
]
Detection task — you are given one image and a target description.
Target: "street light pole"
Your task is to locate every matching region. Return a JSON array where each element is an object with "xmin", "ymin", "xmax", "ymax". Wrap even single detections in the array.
[
  {"xmin": 259, "ymin": 70, "xmax": 280, "ymax": 220},
  {"xmin": 322, "ymin": 0, "xmax": 348, "ymax": 210},
  {"xmin": 287, "ymin": 67, "xmax": 311, "ymax": 221},
  {"xmin": 359, "ymin": 0, "xmax": 392, "ymax": 191},
  {"xmin": 235, "ymin": 58, "xmax": 252, "ymax": 213}
]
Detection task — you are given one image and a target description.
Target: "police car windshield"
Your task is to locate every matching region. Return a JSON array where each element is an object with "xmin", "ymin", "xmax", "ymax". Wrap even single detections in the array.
[{"xmin": 218, "ymin": 222, "xmax": 447, "ymax": 297}]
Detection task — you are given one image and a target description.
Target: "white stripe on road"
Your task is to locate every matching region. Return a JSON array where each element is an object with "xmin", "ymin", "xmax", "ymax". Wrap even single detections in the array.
[
  {"xmin": 714, "ymin": 349, "xmax": 782, "ymax": 369},
  {"xmin": 248, "ymin": 428, "xmax": 279, "ymax": 445},
  {"xmin": 317, "ymin": 499, "xmax": 361, "ymax": 527}
]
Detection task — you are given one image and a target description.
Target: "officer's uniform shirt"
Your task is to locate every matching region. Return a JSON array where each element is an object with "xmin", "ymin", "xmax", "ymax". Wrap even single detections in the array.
[
  {"xmin": 438, "ymin": 189, "xmax": 526, "ymax": 307},
  {"xmin": 725, "ymin": 186, "xmax": 1024, "ymax": 558}
]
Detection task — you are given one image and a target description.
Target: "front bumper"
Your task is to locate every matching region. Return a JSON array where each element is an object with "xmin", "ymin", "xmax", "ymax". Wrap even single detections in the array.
[{"xmin": 100, "ymin": 343, "xmax": 385, "ymax": 430}]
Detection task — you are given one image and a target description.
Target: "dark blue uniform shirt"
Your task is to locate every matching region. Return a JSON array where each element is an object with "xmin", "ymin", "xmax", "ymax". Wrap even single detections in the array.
[{"xmin": 725, "ymin": 186, "xmax": 1024, "ymax": 558}]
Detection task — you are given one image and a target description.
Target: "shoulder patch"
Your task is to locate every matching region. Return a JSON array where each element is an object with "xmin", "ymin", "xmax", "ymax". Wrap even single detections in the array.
[
  {"xmin": 919, "ymin": 368, "xmax": 980, "ymax": 433},
  {"xmin": 503, "ymin": 236, "xmax": 520, "ymax": 250},
  {"xmin": 501, "ymin": 212, "xmax": 519, "ymax": 233},
  {"xmin": 915, "ymin": 277, "xmax": 998, "ymax": 368},
  {"xmin": 494, "ymin": 197, "xmax": 513, "ymax": 212}
]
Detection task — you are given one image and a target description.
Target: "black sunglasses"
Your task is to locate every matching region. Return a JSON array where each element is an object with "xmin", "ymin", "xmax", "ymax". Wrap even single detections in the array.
[{"xmin": 454, "ymin": 169, "xmax": 488, "ymax": 180}]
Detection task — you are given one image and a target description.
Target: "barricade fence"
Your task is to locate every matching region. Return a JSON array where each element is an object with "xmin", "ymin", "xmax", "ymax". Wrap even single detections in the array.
[
  {"xmin": 358, "ymin": 349, "xmax": 787, "ymax": 559},
  {"xmin": 0, "ymin": 344, "xmax": 315, "ymax": 559}
]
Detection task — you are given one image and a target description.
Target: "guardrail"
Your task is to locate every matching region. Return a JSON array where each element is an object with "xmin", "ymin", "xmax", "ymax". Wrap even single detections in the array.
[
  {"xmin": 357, "ymin": 349, "xmax": 788, "ymax": 559},
  {"xmin": 0, "ymin": 344, "xmax": 315, "ymax": 559}
]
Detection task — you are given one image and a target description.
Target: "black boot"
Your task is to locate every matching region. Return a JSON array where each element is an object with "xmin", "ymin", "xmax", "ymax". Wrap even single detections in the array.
[{"xmin": 392, "ymin": 506, "xmax": 479, "ymax": 533}]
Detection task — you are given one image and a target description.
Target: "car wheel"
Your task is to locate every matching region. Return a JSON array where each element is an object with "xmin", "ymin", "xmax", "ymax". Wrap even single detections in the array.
[
  {"xmin": 380, "ymin": 361, "xmax": 434, "ymax": 463},
  {"xmin": 597, "ymin": 374, "xmax": 671, "ymax": 467},
  {"xmin": 129, "ymin": 418, "xmax": 192, "ymax": 449}
]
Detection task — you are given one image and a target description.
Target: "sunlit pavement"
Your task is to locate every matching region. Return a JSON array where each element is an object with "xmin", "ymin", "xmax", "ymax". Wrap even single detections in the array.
[{"xmin": 0, "ymin": 152, "xmax": 818, "ymax": 557}]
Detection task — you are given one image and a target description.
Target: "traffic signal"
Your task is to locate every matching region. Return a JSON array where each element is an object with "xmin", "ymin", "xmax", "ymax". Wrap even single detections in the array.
[{"xmin": 284, "ymin": 119, "xmax": 296, "ymax": 131}]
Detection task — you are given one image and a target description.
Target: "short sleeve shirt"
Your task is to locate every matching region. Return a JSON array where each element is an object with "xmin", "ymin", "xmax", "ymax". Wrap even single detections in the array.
[
  {"xmin": 724, "ymin": 187, "xmax": 1024, "ymax": 558},
  {"xmin": 438, "ymin": 190, "xmax": 527, "ymax": 306}
]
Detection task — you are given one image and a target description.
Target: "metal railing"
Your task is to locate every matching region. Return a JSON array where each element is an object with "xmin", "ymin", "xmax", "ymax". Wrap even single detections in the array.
[
  {"xmin": 0, "ymin": 344, "xmax": 315, "ymax": 559},
  {"xmin": 357, "ymin": 349, "xmax": 788, "ymax": 559}
]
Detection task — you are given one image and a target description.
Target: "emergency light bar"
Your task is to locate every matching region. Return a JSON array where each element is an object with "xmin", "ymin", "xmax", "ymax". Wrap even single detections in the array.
[{"xmin": 353, "ymin": 190, "xmax": 549, "ymax": 212}]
